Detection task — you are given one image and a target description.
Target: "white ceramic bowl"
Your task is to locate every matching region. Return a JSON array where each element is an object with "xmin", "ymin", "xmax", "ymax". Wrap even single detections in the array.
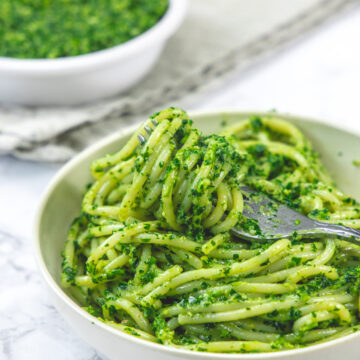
[
  {"xmin": 0, "ymin": 0, "xmax": 187, "ymax": 106},
  {"xmin": 34, "ymin": 110, "xmax": 360, "ymax": 360}
]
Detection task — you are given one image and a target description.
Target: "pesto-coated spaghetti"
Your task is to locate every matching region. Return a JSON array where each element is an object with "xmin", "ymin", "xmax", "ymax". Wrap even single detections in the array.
[{"xmin": 61, "ymin": 108, "xmax": 360, "ymax": 353}]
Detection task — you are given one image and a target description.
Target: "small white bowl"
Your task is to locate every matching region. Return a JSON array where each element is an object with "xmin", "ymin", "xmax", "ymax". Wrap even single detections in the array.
[
  {"xmin": 0, "ymin": 0, "xmax": 187, "ymax": 106},
  {"xmin": 34, "ymin": 110, "xmax": 360, "ymax": 360}
]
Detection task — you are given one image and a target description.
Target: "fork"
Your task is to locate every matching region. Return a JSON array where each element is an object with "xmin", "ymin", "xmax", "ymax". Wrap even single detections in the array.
[
  {"xmin": 231, "ymin": 186, "xmax": 360, "ymax": 245},
  {"xmin": 137, "ymin": 119, "xmax": 159, "ymax": 145}
]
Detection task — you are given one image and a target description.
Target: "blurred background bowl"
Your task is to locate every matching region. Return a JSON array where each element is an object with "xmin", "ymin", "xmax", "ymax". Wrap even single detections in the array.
[
  {"xmin": 34, "ymin": 110, "xmax": 360, "ymax": 360},
  {"xmin": 0, "ymin": 0, "xmax": 187, "ymax": 107}
]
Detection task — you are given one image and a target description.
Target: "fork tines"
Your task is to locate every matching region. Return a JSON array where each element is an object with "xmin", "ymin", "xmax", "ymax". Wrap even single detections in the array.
[{"xmin": 137, "ymin": 133, "xmax": 147, "ymax": 145}]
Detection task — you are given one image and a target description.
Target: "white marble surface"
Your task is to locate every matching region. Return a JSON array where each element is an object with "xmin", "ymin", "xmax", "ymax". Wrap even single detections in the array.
[{"xmin": 1, "ymin": 7, "xmax": 360, "ymax": 360}]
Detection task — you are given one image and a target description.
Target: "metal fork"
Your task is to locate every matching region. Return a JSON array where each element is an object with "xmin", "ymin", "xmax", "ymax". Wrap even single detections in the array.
[
  {"xmin": 137, "ymin": 119, "xmax": 158, "ymax": 145},
  {"xmin": 231, "ymin": 186, "xmax": 360, "ymax": 245}
]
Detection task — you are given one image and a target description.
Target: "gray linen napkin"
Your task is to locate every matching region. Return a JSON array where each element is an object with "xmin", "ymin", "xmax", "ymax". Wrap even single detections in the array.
[{"xmin": 0, "ymin": 0, "xmax": 358, "ymax": 162}]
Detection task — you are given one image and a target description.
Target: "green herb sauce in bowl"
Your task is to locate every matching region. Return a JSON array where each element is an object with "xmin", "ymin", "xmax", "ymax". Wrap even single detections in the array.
[
  {"xmin": 0, "ymin": 0, "xmax": 168, "ymax": 59},
  {"xmin": 0, "ymin": 0, "xmax": 187, "ymax": 105}
]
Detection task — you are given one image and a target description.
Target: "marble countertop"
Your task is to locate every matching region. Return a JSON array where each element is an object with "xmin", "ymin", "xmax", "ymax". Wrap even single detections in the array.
[{"xmin": 1, "ymin": 8, "xmax": 360, "ymax": 360}]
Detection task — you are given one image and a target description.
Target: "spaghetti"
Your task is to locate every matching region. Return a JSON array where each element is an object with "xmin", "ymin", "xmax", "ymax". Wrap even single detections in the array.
[{"xmin": 61, "ymin": 108, "xmax": 360, "ymax": 353}]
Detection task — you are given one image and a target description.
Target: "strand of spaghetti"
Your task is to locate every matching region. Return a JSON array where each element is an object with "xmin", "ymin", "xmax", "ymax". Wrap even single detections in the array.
[
  {"xmin": 133, "ymin": 233, "xmax": 201, "ymax": 252},
  {"xmin": 312, "ymin": 189, "xmax": 342, "ymax": 208},
  {"xmin": 167, "ymin": 282, "xmax": 217, "ymax": 297},
  {"xmin": 161, "ymin": 301, "xmax": 258, "ymax": 318},
  {"xmin": 189, "ymin": 283, "xmax": 255, "ymax": 299},
  {"xmin": 211, "ymin": 187, "xmax": 243, "ymax": 233},
  {"xmin": 329, "ymin": 209, "xmax": 360, "ymax": 221},
  {"xmin": 94, "ymin": 178, "xmax": 116, "ymax": 206},
  {"xmin": 207, "ymin": 248, "xmax": 258, "ymax": 260},
  {"xmin": 245, "ymin": 265, "xmax": 308, "ymax": 283},
  {"xmin": 202, "ymin": 233, "xmax": 229, "ymax": 255},
  {"xmin": 75, "ymin": 228, "xmax": 91, "ymax": 249},
  {"xmin": 336, "ymin": 240, "xmax": 360, "ymax": 255},
  {"xmin": 107, "ymin": 184, "xmax": 131, "ymax": 204},
  {"xmin": 105, "ymin": 247, "xmax": 117, "ymax": 260},
  {"xmin": 212, "ymin": 163, "xmax": 233, "ymax": 189},
  {"xmin": 265, "ymin": 250, "xmax": 322, "ymax": 273},
  {"xmin": 161, "ymin": 297, "xmax": 288, "ymax": 318},
  {"xmin": 152, "ymin": 249, "xmax": 184, "ymax": 265},
  {"xmin": 89, "ymin": 223, "xmax": 125, "ymax": 237},
  {"xmin": 147, "ymin": 143, "xmax": 173, "ymax": 186},
  {"xmin": 241, "ymin": 140, "xmax": 308, "ymax": 168},
  {"xmin": 136, "ymin": 265, "xmax": 183, "ymax": 297},
  {"xmin": 140, "ymin": 143, "xmax": 173, "ymax": 209},
  {"xmin": 170, "ymin": 248, "xmax": 202, "ymax": 269},
  {"xmin": 217, "ymin": 324, "xmax": 279, "ymax": 343},
  {"xmin": 262, "ymin": 296, "xmax": 353, "ymax": 321},
  {"xmin": 286, "ymin": 264, "xmax": 338, "ymax": 284},
  {"xmin": 74, "ymin": 275, "xmax": 96, "ymax": 288},
  {"xmin": 133, "ymin": 245, "xmax": 152, "ymax": 285},
  {"xmin": 327, "ymin": 219, "xmax": 360, "ymax": 228},
  {"xmin": 309, "ymin": 292, "xmax": 353, "ymax": 303},
  {"xmin": 219, "ymin": 238, "xmax": 290, "ymax": 277},
  {"xmin": 300, "ymin": 194, "xmax": 323, "ymax": 213},
  {"xmin": 103, "ymin": 298, "xmax": 151, "ymax": 333},
  {"xmin": 82, "ymin": 267, "xmax": 128, "ymax": 287},
  {"xmin": 167, "ymin": 317, "xmax": 180, "ymax": 330},
  {"xmin": 311, "ymin": 239, "xmax": 336, "ymax": 265},
  {"xmin": 178, "ymin": 295, "xmax": 302, "ymax": 325},
  {"xmin": 90, "ymin": 238, "xmax": 99, "ymax": 254},
  {"xmin": 202, "ymin": 183, "xmax": 228, "ymax": 228},
  {"xmin": 83, "ymin": 157, "xmax": 136, "ymax": 217},
  {"xmin": 104, "ymin": 320, "xmax": 158, "ymax": 343},
  {"xmin": 258, "ymin": 117, "xmax": 306, "ymax": 148},
  {"xmin": 103, "ymin": 254, "xmax": 129, "ymax": 272},
  {"xmin": 258, "ymin": 239, "xmax": 335, "ymax": 276},
  {"xmin": 61, "ymin": 217, "xmax": 87, "ymax": 287},
  {"xmin": 87, "ymin": 221, "xmax": 162, "ymax": 262},
  {"xmin": 234, "ymin": 319, "xmax": 282, "ymax": 333},
  {"xmin": 292, "ymin": 327, "xmax": 347, "ymax": 343},
  {"xmin": 293, "ymin": 311, "xmax": 337, "ymax": 332},
  {"xmin": 70, "ymin": 288, "xmax": 88, "ymax": 306},
  {"xmin": 161, "ymin": 160, "xmax": 182, "ymax": 231},
  {"xmin": 232, "ymin": 281, "xmax": 296, "ymax": 294},
  {"xmin": 297, "ymin": 301, "xmax": 352, "ymax": 322},
  {"xmin": 246, "ymin": 176, "xmax": 279, "ymax": 195}
]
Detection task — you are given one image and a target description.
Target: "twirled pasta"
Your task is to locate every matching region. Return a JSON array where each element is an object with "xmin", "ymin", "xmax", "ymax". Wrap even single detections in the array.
[{"xmin": 61, "ymin": 108, "xmax": 360, "ymax": 354}]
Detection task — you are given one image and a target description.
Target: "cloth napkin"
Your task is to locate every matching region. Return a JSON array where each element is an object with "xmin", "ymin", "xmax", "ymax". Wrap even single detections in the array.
[{"xmin": 0, "ymin": 0, "xmax": 358, "ymax": 162}]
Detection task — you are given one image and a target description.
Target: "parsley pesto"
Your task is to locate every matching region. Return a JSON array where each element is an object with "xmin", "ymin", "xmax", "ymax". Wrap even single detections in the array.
[
  {"xmin": 61, "ymin": 108, "xmax": 360, "ymax": 354},
  {"xmin": 0, "ymin": 0, "xmax": 168, "ymax": 59}
]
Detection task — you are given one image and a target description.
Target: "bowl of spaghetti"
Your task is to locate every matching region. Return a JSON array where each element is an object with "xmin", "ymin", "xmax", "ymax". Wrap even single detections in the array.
[{"xmin": 34, "ymin": 109, "xmax": 360, "ymax": 359}]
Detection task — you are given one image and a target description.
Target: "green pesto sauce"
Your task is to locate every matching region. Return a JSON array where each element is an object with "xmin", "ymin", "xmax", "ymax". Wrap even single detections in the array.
[{"xmin": 0, "ymin": 0, "xmax": 168, "ymax": 59}]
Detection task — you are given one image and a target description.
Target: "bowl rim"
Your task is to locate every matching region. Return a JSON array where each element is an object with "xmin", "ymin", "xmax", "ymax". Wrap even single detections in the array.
[
  {"xmin": 33, "ymin": 109, "xmax": 360, "ymax": 359},
  {"xmin": 0, "ymin": 0, "xmax": 187, "ymax": 74}
]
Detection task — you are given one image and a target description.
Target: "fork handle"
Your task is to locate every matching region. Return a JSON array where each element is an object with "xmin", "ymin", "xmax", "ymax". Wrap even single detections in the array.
[{"xmin": 314, "ymin": 221, "xmax": 360, "ymax": 245}]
